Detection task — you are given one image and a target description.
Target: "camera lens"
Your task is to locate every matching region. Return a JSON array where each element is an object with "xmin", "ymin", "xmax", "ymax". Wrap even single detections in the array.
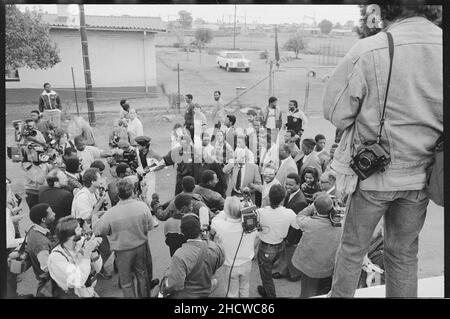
[{"xmin": 358, "ymin": 151, "xmax": 376, "ymax": 170}]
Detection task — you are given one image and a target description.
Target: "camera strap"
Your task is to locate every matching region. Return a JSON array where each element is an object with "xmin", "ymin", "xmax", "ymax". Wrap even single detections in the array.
[{"xmin": 377, "ymin": 31, "xmax": 394, "ymax": 144}]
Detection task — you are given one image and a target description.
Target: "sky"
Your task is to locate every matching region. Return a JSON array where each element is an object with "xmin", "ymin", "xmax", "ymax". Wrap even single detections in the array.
[{"xmin": 18, "ymin": 4, "xmax": 361, "ymax": 25}]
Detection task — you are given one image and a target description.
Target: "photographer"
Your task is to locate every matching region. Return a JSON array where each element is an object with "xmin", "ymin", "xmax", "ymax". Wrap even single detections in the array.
[
  {"xmin": 23, "ymin": 159, "xmax": 52, "ymax": 210},
  {"xmin": 109, "ymin": 118, "xmax": 132, "ymax": 148},
  {"xmin": 71, "ymin": 168, "xmax": 107, "ymax": 231},
  {"xmin": 211, "ymin": 197, "xmax": 258, "ymax": 297},
  {"xmin": 63, "ymin": 156, "xmax": 83, "ymax": 195},
  {"xmin": 323, "ymin": 4, "xmax": 442, "ymax": 297},
  {"xmin": 291, "ymin": 192, "xmax": 342, "ymax": 298},
  {"xmin": 48, "ymin": 216, "xmax": 103, "ymax": 298},
  {"xmin": 19, "ymin": 119, "xmax": 47, "ymax": 147}
]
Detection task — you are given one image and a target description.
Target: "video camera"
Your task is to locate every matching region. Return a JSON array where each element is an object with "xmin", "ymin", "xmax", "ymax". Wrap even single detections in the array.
[
  {"xmin": 111, "ymin": 146, "xmax": 139, "ymax": 172},
  {"xmin": 329, "ymin": 196, "xmax": 345, "ymax": 227},
  {"xmin": 240, "ymin": 205, "xmax": 260, "ymax": 233}
]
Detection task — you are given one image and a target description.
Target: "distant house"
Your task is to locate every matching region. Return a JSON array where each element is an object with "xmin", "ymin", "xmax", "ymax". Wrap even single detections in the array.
[
  {"xmin": 330, "ymin": 29, "xmax": 355, "ymax": 36},
  {"xmin": 6, "ymin": 10, "xmax": 166, "ymax": 103}
]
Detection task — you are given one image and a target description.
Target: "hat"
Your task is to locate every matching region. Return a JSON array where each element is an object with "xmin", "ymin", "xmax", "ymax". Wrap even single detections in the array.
[
  {"xmin": 302, "ymin": 138, "xmax": 316, "ymax": 149},
  {"xmin": 134, "ymin": 136, "xmax": 151, "ymax": 146},
  {"xmin": 180, "ymin": 214, "xmax": 201, "ymax": 239}
]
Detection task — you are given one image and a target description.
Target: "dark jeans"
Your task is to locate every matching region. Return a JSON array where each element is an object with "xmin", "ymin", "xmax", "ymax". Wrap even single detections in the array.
[
  {"xmin": 257, "ymin": 241, "xmax": 284, "ymax": 297},
  {"xmin": 300, "ymin": 272, "xmax": 332, "ymax": 298},
  {"xmin": 115, "ymin": 242, "xmax": 153, "ymax": 298},
  {"xmin": 273, "ymin": 242, "xmax": 302, "ymax": 279},
  {"xmin": 97, "ymin": 234, "xmax": 112, "ymax": 272},
  {"xmin": 25, "ymin": 192, "xmax": 39, "ymax": 210},
  {"xmin": 330, "ymin": 187, "xmax": 429, "ymax": 298}
]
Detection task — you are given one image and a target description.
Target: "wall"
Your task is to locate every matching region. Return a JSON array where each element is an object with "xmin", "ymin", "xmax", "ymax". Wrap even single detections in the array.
[{"xmin": 6, "ymin": 28, "xmax": 157, "ymax": 92}]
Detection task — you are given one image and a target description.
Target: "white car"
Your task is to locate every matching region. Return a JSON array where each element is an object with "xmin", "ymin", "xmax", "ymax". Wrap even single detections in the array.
[{"xmin": 216, "ymin": 51, "xmax": 251, "ymax": 72}]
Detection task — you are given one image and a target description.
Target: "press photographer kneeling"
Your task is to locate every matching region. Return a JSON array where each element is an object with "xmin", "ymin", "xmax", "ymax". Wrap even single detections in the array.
[{"xmin": 48, "ymin": 216, "xmax": 103, "ymax": 298}]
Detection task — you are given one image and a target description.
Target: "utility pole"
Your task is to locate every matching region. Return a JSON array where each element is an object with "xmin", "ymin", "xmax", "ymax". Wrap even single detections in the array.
[
  {"xmin": 233, "ymin": 4, "xmax": 237, "ymax": 49},
  {"xmin": 79, "ymin": 4, "xmax": 95, "ymax": 126},
  {"xmin": 268, "ymin": 61, "xmax": 273, "ymax": 97},
  {"xmin": 177, "ymin": 63, "xmax": 181, "ymax": 113}
]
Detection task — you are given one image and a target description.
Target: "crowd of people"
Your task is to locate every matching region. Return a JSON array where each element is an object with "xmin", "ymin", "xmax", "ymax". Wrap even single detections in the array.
[{"xmin": 6, "ymin": 5, "xmax": 442, "ymax": 299}]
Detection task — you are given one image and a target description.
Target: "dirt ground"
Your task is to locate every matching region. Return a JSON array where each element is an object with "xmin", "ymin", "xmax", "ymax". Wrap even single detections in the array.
[{"xmin": 5, "ymin": 36, "xmax": 443, "ymax": 297}]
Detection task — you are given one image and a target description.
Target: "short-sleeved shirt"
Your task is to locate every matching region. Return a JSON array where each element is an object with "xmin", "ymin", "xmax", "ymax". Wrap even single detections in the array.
[
  {"xmin": 71, "ymin": 187, "xmax": 97, "ymax": 222},
  {"xmin": 258, "ymin": 206, "xmax": 299, "ymax": 244}
]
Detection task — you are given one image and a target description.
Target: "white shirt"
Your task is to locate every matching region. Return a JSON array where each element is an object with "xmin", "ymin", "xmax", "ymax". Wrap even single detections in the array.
[
  {"xmin": 78, "ymin": 146, "xmax": 102, "ymax": 172},
  {"xmin": 211, "ymin": 216, "xmax": 258, "ymax": 266},
  {"xmin": 127, "ymin": 118, "xmax": 144, "ymax": 138},
  {"xmin": 266, "ymin": 108, "xmax": 276, "ymax": 129},
  {"xmin": 262, "ymin": 178, "xmax": 280, "ymax": 200},
  {"xmin": 71, "ymin": 187, "xmax": 98, "ymax": 222},
  {"xmin": 258, "ymin": 206, "xmax": 299, "ymax": 245},
  {"xmin": 48, "ymin": 241, "xmax": 102, "ymax": 297}
]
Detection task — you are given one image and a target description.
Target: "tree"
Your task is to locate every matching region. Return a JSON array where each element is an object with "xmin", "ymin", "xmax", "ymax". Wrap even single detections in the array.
[
  {"xmin": 334, "ymin": 22, "xmax": 342, "ymax": 29},
  {"xmin": 194, "ymin": 17, "xmax": 206, "ymax": 25},
  {"xmin": 318, "ymin": 19, "xmax": 333, "ymax": 35},
  {"xmin": 194, "ymin": 28, "xmax": 213, "ymax": 51},
  {"xmin": 193, "ymin": 28, "xmax": 213, "ymax": 64},
  {"xmin": 344, "ymin": 20, "xmax": 355, "ymax": 29},
  {"xmin": 283, "ymin": 34, "xmax": 307, "ymax": 59},
  {"xmin": 5, "ymin": 5, "xmax": 60, "ymax": 70},
  {"xmin": 177, "ymin": 10, "xmax": 193, "ymax": 29}
]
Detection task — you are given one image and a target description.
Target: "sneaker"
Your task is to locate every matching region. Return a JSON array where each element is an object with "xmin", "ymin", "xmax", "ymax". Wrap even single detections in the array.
[{"xmin": 257, "ymin": 285, "xmax": 267, "ymax": 298}]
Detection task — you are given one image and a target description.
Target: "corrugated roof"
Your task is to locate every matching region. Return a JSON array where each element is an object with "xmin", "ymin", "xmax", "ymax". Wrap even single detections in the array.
[{"xmin": 41, "ymin": 13, "xmax": 166, "ymax": 32}]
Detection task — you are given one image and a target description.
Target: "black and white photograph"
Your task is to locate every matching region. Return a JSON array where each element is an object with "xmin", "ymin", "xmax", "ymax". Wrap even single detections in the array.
[{"xmin": 3, "ymin": 1, "xmax": 444, "ymax": 301}]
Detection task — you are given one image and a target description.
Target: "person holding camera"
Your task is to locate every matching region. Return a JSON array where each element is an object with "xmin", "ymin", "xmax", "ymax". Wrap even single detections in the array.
[
  {"xmin": 48, "ymin": 216, "xmax": 103, "ymax": 298},
  {"xmin": 20, "ymin": 118, "xmax": 47, "ymax": 147},
  {"xmin": 323, "ymin": 5, "xmax": 442, "ymax": 298},
  {"xmin": 93, "ymin": 179, "xmax": 156, "ymax": 297},
  {"xmin": 163, "ymin": 214, "xmax": 224, "ymax": 298},
  {"xmin": 71, "ymin": 168, "xmax": 108, "ymax": 231},
  {"xmin": 164, "ymin": 194, "xmax": 192, "ymax": 257},
  {"xmin": 211, "ymin": 197, "xmax": 258, "ymax": 297},
  {"xmin": 256, "ymin": 184, "xmax": 299, "ymax": 298},
  {"xmin": 23, "ymin": 157, "xmax": 52, "ymax": 211},
  {"xmin": 291, "ymin": 192, "xmax": 342, "ymax": 298},
  {"xmin": 25, "ymin": 203, "xmax": 57, "ymax": 297}
]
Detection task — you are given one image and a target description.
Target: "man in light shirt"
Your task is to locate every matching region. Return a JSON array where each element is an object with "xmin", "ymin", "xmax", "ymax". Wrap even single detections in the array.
[
  {"xmin": 127, "ymin": 108, "xmax": 143, "ymax": 140},
  {"xmin": 74, "ymin": 135, "xmax": 122, "ymax": 172},
  {"xmin": 251, "ymin": 166, "xmax": 280, "ymax": 208},
  {"xmin": 71, "ymin": 168, "xmax": 108, "ymax": 231},
  {"xmin": 256, "ymin": 184, "xmax": 299, "ymax": 298},
  {"xmin": 211, "ymin": 197, "xmax": 258, "ymax": 297}
]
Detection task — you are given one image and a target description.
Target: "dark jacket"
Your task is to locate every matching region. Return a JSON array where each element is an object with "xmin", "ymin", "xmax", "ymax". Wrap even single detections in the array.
[
  {"xmin": 38, "ymin": 90, "xmax": 61, "ymax": 112},
  {"xmin": 38, "ymin": 186, "xmax": 73, "ymax": 222},
  {"xmin": 193, "ymin": 185, "xmax": 224, "ymax": 213},
  {"xmin": 284, "ymin": 189, "xmax": 308, "ymax": 245}
]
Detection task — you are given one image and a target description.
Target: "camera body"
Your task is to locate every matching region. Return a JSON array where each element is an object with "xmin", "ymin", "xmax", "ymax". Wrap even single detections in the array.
[
  {"xmin": 350, "ymin": 141, "xmax": 390, "ymax": 180},
  {"xmin": 113, "ymin": 148, "xmax": 139, "ymax": 171},
  {"xmin": 329, "ymin": 206, "xmax": 345, "ymax": 227},
  {"xmin": 241, "ymin": 205, "xmax": 260, "ymax": 233}
]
